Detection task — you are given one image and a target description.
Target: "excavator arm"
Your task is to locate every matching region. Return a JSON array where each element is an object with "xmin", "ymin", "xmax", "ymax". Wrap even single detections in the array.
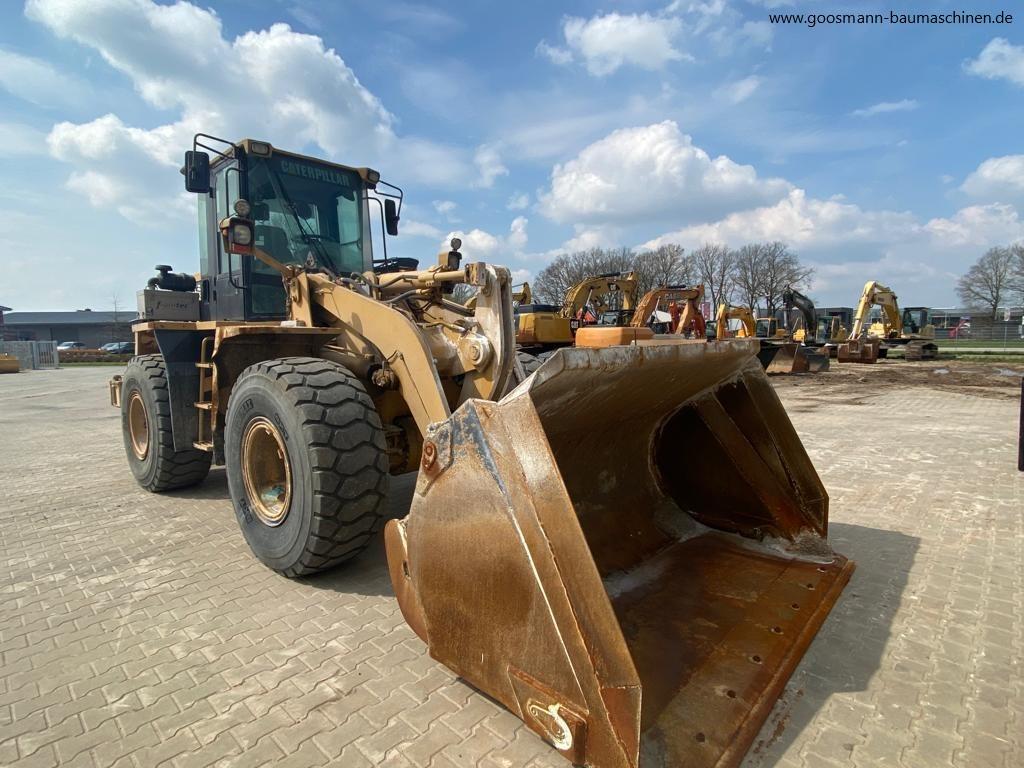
[
  {"xmin": 561, "ymin": 272, "xmax": 639, "ymax": 320},
  {"xmin": 782, "ymin": 287, "xmax": 818, "ymax": 343},
  {"xmin": 513, "ymin": 281, "xmax": 532, "ymax": 307},
  {"xmin": 849, "ymin": 281, "xmax": 902, "ymax": 338},
  {"xmin": 631, "ymin": 285, "xmax": 705, "ymax": 332},
  {"xmin": 714, "ymin": 304, "xmax": 757, "ymax": 339}
]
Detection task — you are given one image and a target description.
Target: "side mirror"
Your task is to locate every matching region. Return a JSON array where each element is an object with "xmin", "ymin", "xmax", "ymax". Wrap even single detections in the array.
[
  {"xmin": 184, "ymin": 151, "xmax": 210, "ymax": 193},
  {"xmin": 384, "ymin": 198, "xmax": 400, "ymax": 236}
]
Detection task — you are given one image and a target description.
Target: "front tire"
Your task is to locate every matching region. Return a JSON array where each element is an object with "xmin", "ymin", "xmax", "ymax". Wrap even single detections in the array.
[
  {"xmin": 224, "ymin": 357, "xmax": 390, "ymax": 576},
  {"xmin": 120, "ymin": 355, "xmax": 212, "ymax": 492}
]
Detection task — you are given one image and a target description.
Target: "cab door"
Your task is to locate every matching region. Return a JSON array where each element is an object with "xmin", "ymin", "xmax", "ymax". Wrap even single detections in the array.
[{"xmin": 209, "ymin": 159, "xmax": 246, "ymax": 321}]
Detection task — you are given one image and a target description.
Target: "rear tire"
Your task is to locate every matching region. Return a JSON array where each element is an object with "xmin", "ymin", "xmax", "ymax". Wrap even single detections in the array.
[
  {"xmin": 224, "ymin": 357, "xmax": 390, "ymax": 576},
  {"xmin": 120, "ymin": 355, "xmax": 212, "ymax": 492}
]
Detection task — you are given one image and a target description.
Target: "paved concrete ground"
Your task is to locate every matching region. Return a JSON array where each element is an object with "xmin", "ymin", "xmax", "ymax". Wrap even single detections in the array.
[{"xmin": 1, "ymin": 365, "xmax": 1021, "ymax": 768}]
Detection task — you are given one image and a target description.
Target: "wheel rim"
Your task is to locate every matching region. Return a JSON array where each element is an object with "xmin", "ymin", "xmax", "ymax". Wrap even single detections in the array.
[
  {"xmin": 127, "ymin": 392, "xmax": 150, "ymax": 460},
  {"xmin": 241, "ymin": 417, "xmax": 292, "ymax": 526}
]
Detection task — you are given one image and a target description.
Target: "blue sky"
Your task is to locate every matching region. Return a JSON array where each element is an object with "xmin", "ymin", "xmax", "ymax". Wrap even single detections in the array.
[{"xmin": 1, "ymin": 0, "xmax": 1022, "ymax": 311}]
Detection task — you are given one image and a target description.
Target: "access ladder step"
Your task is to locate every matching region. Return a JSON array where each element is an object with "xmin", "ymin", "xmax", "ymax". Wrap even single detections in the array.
[
  {"xmin": 194, "ymin": 401, "xmax": 213, "ymax": 410},
  {"xmin": 193, "ymin": 441, "xmax": 214, "ymax": 451}
]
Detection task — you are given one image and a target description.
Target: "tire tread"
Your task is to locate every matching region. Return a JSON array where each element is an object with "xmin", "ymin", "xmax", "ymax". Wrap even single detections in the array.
[{"xmin": 227, "ymin": 357, "xmax": 389, "ymax": 577}]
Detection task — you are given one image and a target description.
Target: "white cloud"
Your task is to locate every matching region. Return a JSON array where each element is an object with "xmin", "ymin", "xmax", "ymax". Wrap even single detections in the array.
[
  {"xmin": 0, "ymin": 48, "xmax": 89, "ymax": 108},
  {"xmin": 640, "ymin": 190, "xmax": 1024, "ymax": 301},
  {"xmin": 851, "ymin": 99, "xmax": 919, "ymax": 117},
  {"xmin": 433, "ymin": 200, "xmax": 458, "ymax": 220},
  {"xmin": 539, "ymin": 121, "xmax": 791, "ymax": 225},
  {"xmin": 922, "ymin": 203, "xmax": 1024, "ymax": 247},
  {"xmin": 964, "ymin": 37, "xmax": 1024, "ymax": 87},
  {"xmin": 559, "ymin": 225, "xmax": 623, "ymax": 253},
  {"xmin": 25, "ymin": 0, "xmax": 473, "ymax": 219},
  {"xmin": 961, "ymin": 155, "xmax": 1024, "ymax": 200},
  {"xmin": 560, "ymin": 12, "xmax": 686, "ymax": 76},
  {"xmin": 507, "ymin": 216, "xmax": 528, "ymax": 250},
  {"xmin": 399, "ymin": 220, "xmax": 444, "ymax": 239},
  {"xmin": 536, "ymin": 40, "xmax": 572, "ymax": 66},
  {"xmin": 640, "ymin": 189, "xmax": 918, "ymax": 250},
  {"xmin": 473, "ymin": 144, "xmax": 508, "ymax": 188},
  {"xmin": 442, "ymin": 217, "xmax": 529, "ymax": 260},
  {"xmin": 0, "ymin": 123, "xmax": 49, "ymax": 156},
  {"xmin": 506, "ymin": 192, "xmax": 529, "ymax": 210},
  {"xmin": 715, "ymin": 75, "xmax": 761, "ymax": 104}
]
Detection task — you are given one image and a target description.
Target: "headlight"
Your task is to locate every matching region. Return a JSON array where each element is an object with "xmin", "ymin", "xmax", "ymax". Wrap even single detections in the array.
[{"xmin": 232, "ymin": 223, "xmax": 253, "ymax": 246}]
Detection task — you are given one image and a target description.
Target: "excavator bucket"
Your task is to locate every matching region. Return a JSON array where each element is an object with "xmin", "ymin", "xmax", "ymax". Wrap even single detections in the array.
[
  {"xmin": 759, "ymin": 343, "xmax": 830, "ymax": 374},
  {"xmin": 837, "ymin": 337, "xmax": 880, "ymax": 363},
  {"xmin": 385, "ymin": 341, "xmax": 853, "ymax": 768}
]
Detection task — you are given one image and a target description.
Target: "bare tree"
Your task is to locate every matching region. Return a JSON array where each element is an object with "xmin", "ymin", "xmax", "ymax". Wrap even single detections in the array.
[
  {"xmin": 759, "ymin": 242, "xmax": 813, "ymax": 317},
  {"xmin": 691, "ymin": 244, "xmax": 734, "ymax": 310},
  {"xmin": 956, "ymin": 245, "xmax": 1023, "ymax": 320},
  {"xmin": 731, "ymin": 244, "xmax": 764, "ymax": 312},
  {"xmin": 450, "ymin": 283, "xmax": 477, "ymax": 306},
  {"xmin": 533, "ymin": 247, "xmax": 635, "ymax": 304},
  {"xmin": 729, "ymin": 242, "xmax": 813, "ymax": 316},
  {"xmin": 111, "ymin": 291, "xmax": 124, "ymax": 343},
  {"xmin": 631, "ymin": 244, "xmax": 692, "ymax": 297}
]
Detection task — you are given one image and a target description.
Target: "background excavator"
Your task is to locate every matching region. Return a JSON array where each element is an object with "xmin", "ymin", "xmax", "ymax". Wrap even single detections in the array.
[
  {"xmin": 807, "ymin": 308, "xmax": 850, "ymax": 358},
  {"xmin": 715, "ymin": 300, "xmax": 829, "ymax": 374},
  {"xmin": 838, "ymin": 281, "xmax": 937, "ymax": 363},
  {"xmin": 632, "ymin": 285, "xmax": 706, "ymax": 336},
  {"xmin": 516, "ymin": 271, "xmax": 638, "ymax": 353},
  {"xmin": 570, "ymin": 284, "xmax": 707, "ymax": 348},
  {"xmin": 111, "ymin": 134, "xmax": 852, "ymax": 768}
]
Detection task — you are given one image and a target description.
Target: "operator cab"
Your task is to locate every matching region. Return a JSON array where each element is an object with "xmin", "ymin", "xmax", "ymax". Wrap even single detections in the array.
[
  {"xmin": 184, "ymin": 136, "xmax": 402, "ymax": 322},
  {"xmin": 902, "ymin": 306, "xmax": 930, "ymax": 335}
]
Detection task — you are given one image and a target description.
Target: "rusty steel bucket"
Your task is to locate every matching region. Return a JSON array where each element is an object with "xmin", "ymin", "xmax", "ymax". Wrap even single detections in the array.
[{"xmin": 385, "ymin": 340, "xmax": 853, "ymax": 768}]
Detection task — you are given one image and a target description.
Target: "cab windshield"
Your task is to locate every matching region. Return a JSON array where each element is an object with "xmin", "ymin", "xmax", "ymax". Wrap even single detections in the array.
[{"xmin": 246, "ymin": 154, "xmax": 368, "ymax": 276}]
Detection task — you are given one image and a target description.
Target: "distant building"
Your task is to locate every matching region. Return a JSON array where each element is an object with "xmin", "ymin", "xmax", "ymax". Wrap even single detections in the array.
[{"xmin": 1, "ymin": 309, "xmax": 132, "ymax": 347}]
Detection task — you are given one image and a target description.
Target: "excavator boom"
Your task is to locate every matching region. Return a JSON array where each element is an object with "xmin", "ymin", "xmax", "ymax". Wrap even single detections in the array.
[{"xmin": 631, "ymin": 285, "xmax": 706, "ymax": 337}]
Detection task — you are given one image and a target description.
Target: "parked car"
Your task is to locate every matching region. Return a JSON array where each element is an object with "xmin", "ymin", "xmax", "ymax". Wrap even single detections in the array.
[
  {"xmin": 949, "ymin": 319, "xmax": 971, "ymax": 340},
  {"xmin": 101, "ymin": 342, "xmax": 134, "ymax": 354},
  {"xmin": 57, "ymin": 341, "xmax": 86, "ymax": 350}
]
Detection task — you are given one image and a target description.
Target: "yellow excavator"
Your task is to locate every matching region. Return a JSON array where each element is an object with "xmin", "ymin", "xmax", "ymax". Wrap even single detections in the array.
[
  {"xmin": 838, "ymin": 281, "xmax": 937, "ymax": 363},
  {"xmin": 572, "ymin": 284, "xmax": 708, "ymax": 348},
  {"xmin": 632, "ymin": 285, "xmax": 706, "ymax": 336},
  {"xmin": 801, "ymin": 307, "xmax": 850, "ymax": 358},
  {"xmin": 715, "ymin": 301, "xmax": 829, "ymax": 374},
  {"xmin": 110, "ymin": 135, "xmax": 853, "ymax": 768},
  {"xmin": 516, "ymin": 271, "xmax": 638, "ymax": 353}
]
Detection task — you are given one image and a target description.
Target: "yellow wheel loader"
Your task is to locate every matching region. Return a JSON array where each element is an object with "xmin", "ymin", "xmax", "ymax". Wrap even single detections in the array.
[
  {"xmin": 838, "ymin": 281, "xmax": 937, "ymax": 363},
  {"xmin": 110, "ymin": 135, "xmax": 853, "ymax": 768},
  {"xmin": 516, "ymin": 272, "xmax": 639, "ymax": 352}
]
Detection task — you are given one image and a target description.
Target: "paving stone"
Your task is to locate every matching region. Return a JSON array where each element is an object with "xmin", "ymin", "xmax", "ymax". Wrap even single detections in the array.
[{"xmin": 2, "ymin": 367, "xmax": 1022, "ymax": 768}]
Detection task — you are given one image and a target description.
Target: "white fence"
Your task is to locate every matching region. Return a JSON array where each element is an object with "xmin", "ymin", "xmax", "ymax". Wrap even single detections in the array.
[{"xmin": 0, "ymin": 341, "xmax": 60, "ymax": 369}]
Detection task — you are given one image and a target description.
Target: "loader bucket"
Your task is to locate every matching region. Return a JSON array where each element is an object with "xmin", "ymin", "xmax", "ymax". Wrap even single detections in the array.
[{"xmin": 385, "ymin": 341, "xmax": 853, "ymax": 768}]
